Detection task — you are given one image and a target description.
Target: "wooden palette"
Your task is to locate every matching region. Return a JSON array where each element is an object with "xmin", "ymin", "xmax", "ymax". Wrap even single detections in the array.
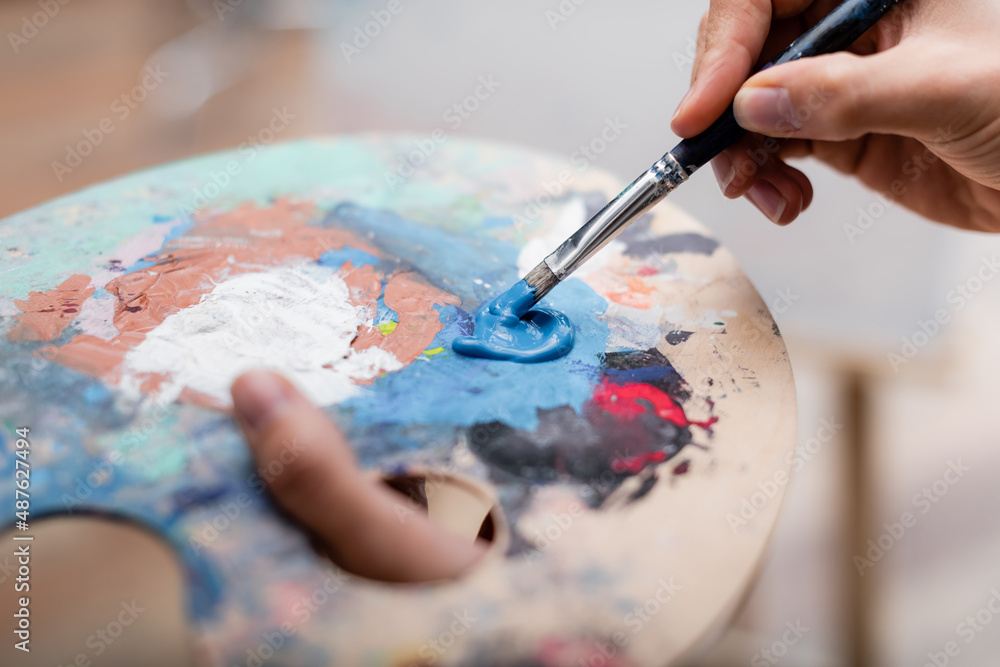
[{"xmin": 0, "ymin": 136, "xmax": 795, "ymax": 665}]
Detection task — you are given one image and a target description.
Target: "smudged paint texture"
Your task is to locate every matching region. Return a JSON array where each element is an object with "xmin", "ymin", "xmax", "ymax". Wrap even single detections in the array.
[{"xmin": 0, "ymin": 138, "xmax": 722, "ymax": 665}]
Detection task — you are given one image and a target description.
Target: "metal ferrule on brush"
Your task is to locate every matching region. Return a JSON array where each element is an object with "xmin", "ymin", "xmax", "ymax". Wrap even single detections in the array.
[{"xmin": 526, "ymin": 152, "xmax": 690, "ymax": 303}]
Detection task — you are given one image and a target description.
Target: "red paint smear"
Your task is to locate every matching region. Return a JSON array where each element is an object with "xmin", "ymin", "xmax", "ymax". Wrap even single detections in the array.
[
  {"xmin": 592, "ymin": 380, "xmax": 689, "ymax": 427},
  {"xmin": 8, "ymin": 274, "xmax": 94, "ymax": 342},
  {"xmin": 689, "ymin": 415, "xmax": 719, "ymax": 430},
  {"xmin": 595, "ymin": 382, "xmax": 715, "ymax": 473},
  {"xmin": 636, "ymin": 266, "xmax": 658, "ymax": 276}
]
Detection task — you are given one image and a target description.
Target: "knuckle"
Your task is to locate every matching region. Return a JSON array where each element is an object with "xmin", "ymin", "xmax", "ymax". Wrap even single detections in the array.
[{"xmin": 821, "ymin": 57, "xmax": 864, "ymax": 136}]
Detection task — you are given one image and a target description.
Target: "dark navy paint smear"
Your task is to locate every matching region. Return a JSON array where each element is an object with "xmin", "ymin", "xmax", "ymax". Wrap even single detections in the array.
[
  {"xmin": 469, "ymin": 404, "xmax": 691, "ymax": 508},
  {"xmin": 640, "ymin": 233, "xmax": 719, "ymax": 257},
  {"xmin": 466, "ymin": 348, "xmax": 695, "ymax": 507},
  {"xmin": 627, "ymin": 471, "xmax": 660, "ymax": 503},
  {"xmin": 665, "ymin": 330, "xmax": 693, "ymax": 346},
  {"xmin": 169, "ymin": 485, "xmax": 230, "ymax": 511},
  {"xmin": 602, "ymin": 347, "xmax": 690, "ymax": 402},
  {"xmin": 619, "ymin": 228, "xmax": 720, "ymax": 259},
  {"xmin": 452, "ymin": 280, "xmax": 575, "ymax": 363}
]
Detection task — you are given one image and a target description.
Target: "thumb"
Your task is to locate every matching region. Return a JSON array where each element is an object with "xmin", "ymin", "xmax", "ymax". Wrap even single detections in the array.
[
  {"xmin": 230, "ymin": 370, "xmax": 486, "ymax": 582},
  {"xmin": 733, "ymin": 46, "xmax": 954, "ymax": 143}
]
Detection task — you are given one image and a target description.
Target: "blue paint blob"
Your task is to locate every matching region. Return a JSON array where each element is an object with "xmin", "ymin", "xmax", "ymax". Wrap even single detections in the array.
[
  {"xmin": 82, "ymin": 383, "xmax": 112, "ymax": 404},
  {"xmin": 451, "ymin": 280, "xmax": 575, "ymax": 363}
]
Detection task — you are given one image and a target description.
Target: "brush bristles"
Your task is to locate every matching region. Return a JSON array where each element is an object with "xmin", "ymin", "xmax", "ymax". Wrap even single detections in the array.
[{"xmin": 524, "ymin": 262, "xmax": 559, "ymax": 303}]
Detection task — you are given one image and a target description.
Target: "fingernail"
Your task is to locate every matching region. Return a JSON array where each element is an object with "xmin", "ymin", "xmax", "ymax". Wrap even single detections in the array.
[
  {"xmin": 734, "ymin": 87, "xmax": 801, "ymax": 134},
  {"xmin": 711, "ymin": 153, "xmax": 737, "ymax": 197},
  {"xmin": 232, "ymin": 370, "xmax": 294, "ymax": 432},
  {"xmin": 672, "ymin": 87, "xmax": 695, "ymax": 123},
  {"xmin": 746, "ymin": 180, "xmax": 788, "ymax": 224}
]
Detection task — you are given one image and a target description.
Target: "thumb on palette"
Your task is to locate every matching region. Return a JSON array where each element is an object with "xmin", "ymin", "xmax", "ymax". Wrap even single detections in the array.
[{"xmin": 230, "ymin": 370, "xmax": 486, "ymax": 583}]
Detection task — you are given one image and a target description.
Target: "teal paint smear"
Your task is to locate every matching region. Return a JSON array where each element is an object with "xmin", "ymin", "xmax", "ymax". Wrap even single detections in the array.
[{"xmin": 0, "ymin": 137, "xmax": 510, "ymax": 300}]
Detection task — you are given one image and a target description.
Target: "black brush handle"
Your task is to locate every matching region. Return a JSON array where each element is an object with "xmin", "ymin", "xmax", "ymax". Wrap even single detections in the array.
[{"xmin": 670, "ymin": 0, "xmax": 904, "ymax": 174}]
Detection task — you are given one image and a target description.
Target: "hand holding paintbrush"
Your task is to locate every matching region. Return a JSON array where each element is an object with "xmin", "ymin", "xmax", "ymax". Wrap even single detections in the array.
[
  {"xmin": 456, "ymin": 0, "xmax": 1000, "ymax": 362},
  {"xmin": 674, "ymin": 0, "xmax": 1000, "ymax": 234},
  {"xmin": 454, "ymin": 0, "xmax": 914, "ymax": 363},
  {"xmin": 522, "ymin": 0, "xmax": 908, "ymax": 307}
]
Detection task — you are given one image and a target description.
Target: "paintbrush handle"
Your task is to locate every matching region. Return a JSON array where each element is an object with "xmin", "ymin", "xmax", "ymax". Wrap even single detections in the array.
[
  {"xmin": 671, "ymin": 0, "xmax": 903, "ymax": 172},
  {"xmin": 535, "ymin": 0, "xmax": 903, "ymax": 297},
  {"xmin": 542, "ymin": 154, "xmax": 689, "ymax": 282}
]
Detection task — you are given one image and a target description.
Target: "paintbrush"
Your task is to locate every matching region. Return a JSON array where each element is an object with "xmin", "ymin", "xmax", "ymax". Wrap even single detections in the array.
[{"xmin": 523, "ymin": 0, "xmax": 904, "ymax": 304}]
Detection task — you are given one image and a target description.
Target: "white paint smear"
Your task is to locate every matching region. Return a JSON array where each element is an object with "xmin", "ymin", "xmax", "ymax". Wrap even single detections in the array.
[{"xmin": 120, "ymin": 263, "xmax": 401, "ymax": 406}]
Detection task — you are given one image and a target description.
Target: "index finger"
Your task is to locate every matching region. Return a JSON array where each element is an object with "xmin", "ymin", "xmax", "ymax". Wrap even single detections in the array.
[{"xmin": 671, "ymin": 0, "xmax": 818, "ymax": 137}]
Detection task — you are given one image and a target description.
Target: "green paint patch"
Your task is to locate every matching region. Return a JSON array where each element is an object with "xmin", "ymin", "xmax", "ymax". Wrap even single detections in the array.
[
  {"xmin": 95, "ymin": 413, "xmax": 191, "ymax": 480},
  {"xmin": 376, "ymin": 321, "xmax": 398, "ymax": 336},
  {"xmin": 422, "ymin": 347, "xmax": 445, "ymax": 357}
]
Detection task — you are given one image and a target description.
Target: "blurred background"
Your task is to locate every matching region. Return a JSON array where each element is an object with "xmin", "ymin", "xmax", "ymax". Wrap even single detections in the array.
[{"xmin": 2, "ymin": 0, "xmax": 1000, "ymax": 665}]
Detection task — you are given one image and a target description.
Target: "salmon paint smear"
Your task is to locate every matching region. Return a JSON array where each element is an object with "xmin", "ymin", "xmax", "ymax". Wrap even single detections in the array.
[
  {"xmin": 8, "ymin": 273, "xmax": 94, "ymax": 342},
  {"xmin": 588, "ymin": 271, "xmax": 657, "ymax": 310},
  {"xmin": 31, "ymin": 199, "xmax": 461, "ymax": 409}
]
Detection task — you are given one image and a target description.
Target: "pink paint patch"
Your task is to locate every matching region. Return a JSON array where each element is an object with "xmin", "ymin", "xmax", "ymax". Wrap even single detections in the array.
[{"xmin": 535, "ymin": 636, "xmax": 636, "ymax": 667}]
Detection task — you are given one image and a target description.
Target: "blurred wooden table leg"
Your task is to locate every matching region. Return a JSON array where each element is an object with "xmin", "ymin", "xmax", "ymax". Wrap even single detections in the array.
[{"xmin": 845, "ymin": 367, "xmax": 874, "ymax": 667}]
